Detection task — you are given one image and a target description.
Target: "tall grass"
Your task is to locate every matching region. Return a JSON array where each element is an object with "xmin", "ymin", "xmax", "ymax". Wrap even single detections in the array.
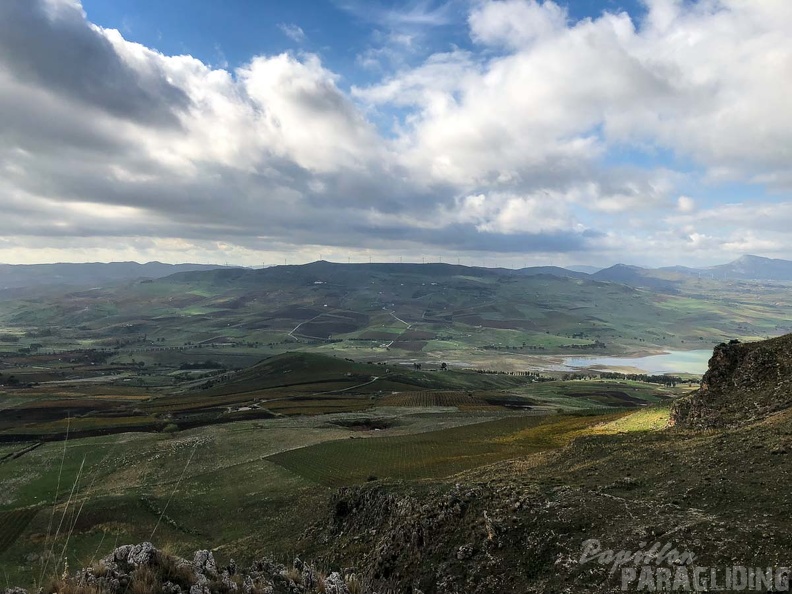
[
  {"xmin": 38, "ymin": 416, "xmax": 70, "ymax": 585},
  {"xmin": 150, "ymin": 440, "xmax": 199, "ymax": 541},
  {"xmin": 40, "ymin": 455, "xmax": 85, "ymax": 581}
]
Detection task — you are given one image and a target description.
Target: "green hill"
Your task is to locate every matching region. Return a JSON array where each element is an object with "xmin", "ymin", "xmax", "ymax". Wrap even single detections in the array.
[{"xmin": 2, "ymin": 261, "xmax": 789, "ymax": 369}]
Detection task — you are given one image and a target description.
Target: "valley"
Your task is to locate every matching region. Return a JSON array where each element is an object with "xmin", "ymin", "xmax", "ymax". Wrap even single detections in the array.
[{"xmin": 0, "ymin": 260, "xmax": 790, "ymax": 590}]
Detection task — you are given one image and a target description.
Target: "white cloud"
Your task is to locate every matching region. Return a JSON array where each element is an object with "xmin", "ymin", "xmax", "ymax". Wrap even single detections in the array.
[
  {"xmin": 677, "ymin": 196, "xmax": 695, "ymax": 213},
  {"xmin": 360, "ymin": 0, "xmax": 792, "ymax": 194},
  {"xmin": 468, "ymin": 0, "xmax": 567, "ymax": 49},
  {"xmin": 238, "ymin": 53, "xmax": 382, "ymax": 172},
  {"xmin": 1, "ymin": 0, "xmax": 791, "ymax": 266},
  {"xmin": 340, "ymin": 0, "xmax": 456, "ymax": 28},
  {"xmin": 451, "ymin": 191, "xmax": 577, "ymax": 234},
  {"xmin": 278, "ymin": 23, "xmax": 306, "ymax": 43}
]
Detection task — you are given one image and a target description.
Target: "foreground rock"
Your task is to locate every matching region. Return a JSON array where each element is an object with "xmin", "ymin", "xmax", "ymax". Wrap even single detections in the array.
[
  {"xmin": 672, "ymin": 334, "xmax": 792, "ymax": 428},
  {"xmin": 10, "ymin": 543, "xmax": 357, "ymax": 594}
]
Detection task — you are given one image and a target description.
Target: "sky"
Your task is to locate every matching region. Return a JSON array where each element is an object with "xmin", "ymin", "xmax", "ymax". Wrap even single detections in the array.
[{"xmin": 0, "ymin": 0, "xmax": 790, "ymax": 268}]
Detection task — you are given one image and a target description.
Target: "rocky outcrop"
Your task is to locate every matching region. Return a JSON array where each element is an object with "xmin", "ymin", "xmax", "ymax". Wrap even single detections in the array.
[
  {"xmin": 671, "ymin": 334, "xmax": 792, "ymax": 428},
  {"xmin": 305, "ymin": 467, "xmax": 792, "ymax": 594},
  {"xmin": 9, "ymin": 543, "xmax": 354, "ymax": 594}
]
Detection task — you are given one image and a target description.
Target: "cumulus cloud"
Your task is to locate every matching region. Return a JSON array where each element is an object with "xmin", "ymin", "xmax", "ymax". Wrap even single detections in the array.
[
  {"xmin": 468, "ymin": 0, "xmax": 567, "ymax": 48},
  {"xmin": 0, "ymin": 0, "xmax": 189, "ymax": 127},
  {"xmin": 0, "ymin": 0, "xmax": 791, "ymax": 265}
]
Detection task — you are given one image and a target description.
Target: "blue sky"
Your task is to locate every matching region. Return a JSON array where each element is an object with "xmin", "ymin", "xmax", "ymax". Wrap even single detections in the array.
[
  {"xmin": 80, "ymin": 0, "xmax": 646, "ymax": 83},
  {"xmin": 81, "ymin": 1, "xmax": 366, "ymax": 72},
  {"xmin": 0, "ymin": 0, "xmax": 789, "ymax": 267}
]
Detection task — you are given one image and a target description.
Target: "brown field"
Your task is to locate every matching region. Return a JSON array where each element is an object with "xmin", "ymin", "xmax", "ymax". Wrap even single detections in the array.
[
  {"xmin": 264, "ymin": 396, "xmax": 374, "ymax": 415},
  {"xmin": 380, "ymin": 391, "xmax": 500, "ymax": 410},
  {"xmin": 569, "ymin": 390, "xmax": 647, "ymax": 407},
  {"xmin": 389, "ymin": 341, "xmax": 426, "ymax": 351},
  {"xmin": 359, "ymin": 330, "xmax": 402, "ymax": 340},
  {"xmin": 399, "ymin": 329, "xmax": 436, "ymax": 340},
  {"xmin": 271, "ymin": 305, "xmax": 323, "ymax": 319},
  {"xmin": 298, "ymin": 319, "xmax": 363, "ymax": 336}
]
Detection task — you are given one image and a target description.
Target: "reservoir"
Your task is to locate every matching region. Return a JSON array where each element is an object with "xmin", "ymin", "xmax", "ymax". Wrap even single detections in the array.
[{"xmin": 562, "ymin": 349, "xmax": 712, "ymax": 375}]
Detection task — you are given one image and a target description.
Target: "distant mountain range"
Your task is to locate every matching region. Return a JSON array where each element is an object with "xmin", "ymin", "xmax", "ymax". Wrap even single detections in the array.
[
  {"xmin": 522, "ymin": 255, "xmax": 792, "ymax": 286},
  {"xmin": 592, "ymin": 255, "xmax": 792, "ymax": 289},
  {"xmin": 0, "ymin": 261, "xmax": 233, "ymax": 290},
  {"xmin": 0, "ymin": 255, "xmax": 789, "ymax": 293},
  {"xmin": 663, "ymin": 255, "xmax": 792, "ymax": 281}
]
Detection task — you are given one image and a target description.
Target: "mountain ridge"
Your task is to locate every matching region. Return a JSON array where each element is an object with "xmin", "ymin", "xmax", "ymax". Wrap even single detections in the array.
[
  {"xmin": 0, "ymin": 261, "xmax": 235, "ymax": 290},
  {"xmin": 1, "ymin": 254, "xmax": 791, "ymax": 289}
]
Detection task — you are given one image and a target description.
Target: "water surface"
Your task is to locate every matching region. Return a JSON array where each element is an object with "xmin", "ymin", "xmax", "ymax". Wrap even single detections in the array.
[{"xmin": 563, "ymin": 349, "xmax": 712, "ymax": 375}]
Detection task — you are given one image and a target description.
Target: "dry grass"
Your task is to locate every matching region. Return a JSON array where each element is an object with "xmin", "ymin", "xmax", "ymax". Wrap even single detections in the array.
[
  {"xmin": 346, "ymin": 573, "xmax": 363, "ymax": 594},
  {"xmin": 41, "ymin": 577, "xmax": 104, "ymax": 594},
  {"xmin": 156, "ymin": 554, "xmax": 195, "ymax": 590},
  {"xmin": 130, "ymin": 565, "xmax": 159, "ymax": 594}
]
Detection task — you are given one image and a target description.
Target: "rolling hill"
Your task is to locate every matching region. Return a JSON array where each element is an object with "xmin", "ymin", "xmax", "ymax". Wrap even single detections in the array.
[
  {"xmin": 0, "ymin": 261, "xmax": 233, "ymax": 291},
  {"xmin": 0, "ymin": 260, "xmax": 790, "ymax": 369}
]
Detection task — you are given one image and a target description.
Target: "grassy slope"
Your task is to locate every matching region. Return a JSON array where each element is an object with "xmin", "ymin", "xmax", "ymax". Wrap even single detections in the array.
[
  {"xmin": 0, "ymin": 402, "xmax": 641, "ymax": 587},
  {"xmin": 3, "ymin": 378, "xmax": 786, "ymax": 590},
  {"xmin": 266, "ymin": 413, "xmax": 629, "ymax": 487},
  {"xmin": 299, "ymin": 403, "xmax": 792, "ymax": 593}
]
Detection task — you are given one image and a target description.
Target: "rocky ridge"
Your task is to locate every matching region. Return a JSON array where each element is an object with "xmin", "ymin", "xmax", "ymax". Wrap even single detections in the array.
[
  {"xmin": 672, "ymin": 334, "xmax": 792, "ymax": 428},
  {"xmin": 6, "ymin": 542, "xmax": 360, "ymax": 594}
]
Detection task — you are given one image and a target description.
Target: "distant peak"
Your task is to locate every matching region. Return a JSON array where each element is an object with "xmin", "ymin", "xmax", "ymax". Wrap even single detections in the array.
[
  {"xmin": 603, "ymin": 263, "xmax": 645, "ymax": 271},
  {"xmin": 732, "ymin": 254, "xmax": 765, "ymax": 263}
]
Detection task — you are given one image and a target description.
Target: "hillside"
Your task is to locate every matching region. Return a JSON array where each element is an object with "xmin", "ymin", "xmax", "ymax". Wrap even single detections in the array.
[
  {"xmin": 296, "ymin": 337, "xmax": 792, "ymax": 592},
  {"xmin": 28, "ymin": 336, "xmax": 792, "ymax": 593},
  {"xmin": 196, "ymin": 351, "xmax": 529, "ymax": 396},
  {"xmin": 591, "ymin": 263, "xmax": 684, "ymax": 291},
  {"xmin": 0, "ymin": 261, "xmax": 232, "ymax": 292},
  {"xmin": 704, "ymin": 255, "xmax": 792, "ymax": 281},
  {"xmin": 671, "ymin": 334, "xmax": 792, "ymax": 428},
  {"xmin": 595, "ymin": 255, "xmax": 792, "ymax": 289},
  {"xmin": 1, "ymin": 261, "xmax": 789, "ymax": 373}
]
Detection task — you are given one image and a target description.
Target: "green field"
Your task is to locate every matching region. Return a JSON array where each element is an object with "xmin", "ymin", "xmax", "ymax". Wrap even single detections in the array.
[
  {"xmin": 0, "ymin": 508, "xmax": 40, "ymax": 554},
  {"xmin": 0, "ymin": 350, "xmax": 676, "ymax": 442},
  {"xmin": 0, "ymin": 400, "xmax": 663, "ymax": 587},
  {"xmin": 266, "ymin": 412, "xmax": 629, "ymax": 486}
]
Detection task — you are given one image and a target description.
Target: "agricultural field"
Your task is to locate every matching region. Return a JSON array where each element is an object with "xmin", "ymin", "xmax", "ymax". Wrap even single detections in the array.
[
  {"xmin": 0, "ymin": 508, "xmax": 40, "ymax": 555},
  {"xmin": 1, "ymin": 262, "xmax": 790, "ymax": 377},
  {"xmin": 266, "ymin": 412, "xmax": 629, "ymax": 487},
  {"xmin": 513, "ymin": 379, "xmax": 680, "ymax": 410},
  {"xmin": 0, "ymin": 402, "xmax": 664, "ymax": 587},
  {"xmin": 0, "ymin": 345, "xmax": 675, "ymax": 586},
  {"xmin": 0, "ymin": 348, "xmax": 678, "ymax": 442},
  {"xmin": 379, "ymin": 391, "xmax": 504, "ymax": 410}
]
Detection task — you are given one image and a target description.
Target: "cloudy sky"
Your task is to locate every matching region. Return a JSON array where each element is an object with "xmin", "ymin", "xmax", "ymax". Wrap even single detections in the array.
[{"xmin": 1, "ymin": 0, "xmax": 790, "ymax": 267}]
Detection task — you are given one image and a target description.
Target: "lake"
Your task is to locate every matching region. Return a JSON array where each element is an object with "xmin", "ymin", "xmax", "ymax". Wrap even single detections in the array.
[{"xmin": 562, "ymin": 349, "xmax": 712, "ymax": 375}]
